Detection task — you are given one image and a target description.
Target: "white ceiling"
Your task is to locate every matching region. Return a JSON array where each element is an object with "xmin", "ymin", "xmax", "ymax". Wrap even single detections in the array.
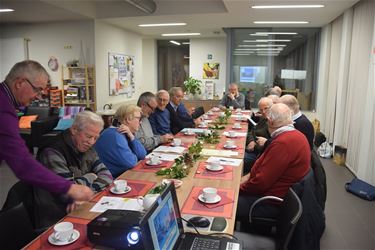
[{"xmin": 0, "ymin": 0, "xmax": 360, "ymax": 39}]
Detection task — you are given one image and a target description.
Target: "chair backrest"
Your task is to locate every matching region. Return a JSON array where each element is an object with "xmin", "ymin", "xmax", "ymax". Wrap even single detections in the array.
[
  {"xmin": 275, "ymin": 188, "xmax": 303, "ymax": 250},
  {"xmin": 192, "ymin": 106, "xmax": 205, "ymax": 119},
  {"xmin": 0, "ymin": 203, "xmax": 36, "ymax": 249}
]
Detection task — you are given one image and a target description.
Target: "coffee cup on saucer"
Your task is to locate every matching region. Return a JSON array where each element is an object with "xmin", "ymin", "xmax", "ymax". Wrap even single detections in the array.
[
  {"xmin": 150, "ymin": 156, "xmax": 160, "ymax": 165},
  {"xmin": 219, "ymin": 112, "xmax": 225, "ymax": 117},
  {"xmin": 173, "ymin": 138, "xmax": 182, "ymax": 146},
  {"xmin": 236, "ymin": 108, "xmax": 242, "ymax": 112},
  {"xmin": 225, "ymin": 140, "xmax": 235, "ymax": 148},
  {"xmin": 228, "ymin": 131, "xmax": 236, "ymax": 137},
  {"xmin": 229, "ymin": 106, "xmax": 234, "ymax": 110},
  {"xmin": 202, "ymin": 187, "xmax": 217, "ymax": 203},
  {"xmin": 52, "ymin": 222, "xmax": 74, "ymax": 242},
  {"xmin": 137, "ymin": 194, "xmax": 160, "ymax": 210},
  {"xmin": 114, "ymin": 179, "xmax": 127, "ymax": 192},
  {"xmin": 233, "ymin": 123, "xmax": 241, "ymax": 129},
  {"xmin": 203, "ymin": 114, "xmax": 209, "ymax": 119},
  {"xmin": 207, "ymin": 161, "xmax": 221, "ymax": 171}
]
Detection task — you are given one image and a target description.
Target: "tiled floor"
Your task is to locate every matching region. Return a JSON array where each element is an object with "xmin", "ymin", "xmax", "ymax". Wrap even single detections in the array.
[{"xmin": 1, "ymin": 157, "xmax": 374, "ymax": 249}]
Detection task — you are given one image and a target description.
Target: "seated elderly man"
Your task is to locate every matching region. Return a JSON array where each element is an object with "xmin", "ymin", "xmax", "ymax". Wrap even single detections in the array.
[
  {"xmin": 135, "ymin": 91, "xmax": 173, "ymax": 151},
  {"xmin": 38, "ymin": 111, "xmax": 113, "ymax": 192},
  {"xmin": 244, "ymin": 97, "xmax": 273, "ymax": 174},
  {"xmin": 166, "ymin": 87, "xmax": 201, "ymax": 135},
  {"xmin": 95, "ymin": 104, "xmax": 146, "ymax": 178},
  {"xmin": 149, "ymin": 90, "xmax": 172, "ymax": 135},
  {"xmin": 237, "ymin": 103, "xmax": 310, "ymax": 229},
  {"xmin": 219, "ymin": 83, "xmax": 245, "ymax": 109},
  {"xmin": 280, "ymin": 94, "xmax": 314, "ymax": 149},
  {"xmin": 36, "ymin": 111, "xmax": 113, "ymax": 227}
]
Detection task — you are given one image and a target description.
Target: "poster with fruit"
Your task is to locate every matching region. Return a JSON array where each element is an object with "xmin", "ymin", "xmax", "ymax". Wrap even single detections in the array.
[{"xmin": 203, "ymin": 63, "xmax": 219, "ymax": 79}]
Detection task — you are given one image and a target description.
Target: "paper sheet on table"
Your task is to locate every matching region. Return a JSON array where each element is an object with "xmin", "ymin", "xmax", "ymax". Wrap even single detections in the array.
[
  {"xmin": 201, "ymin": 149, "xmax": 239, "ymax": 157},
  {"xmin": 180, "ymin": 128, "xmax": 210, "ymax": 134},
  {"xmin": 90, "ymin": 196, "xmax": 143, "ymax": 213},
  {"xmin": 147, "ymin": 152, "xmax": 181, "ymax": 161},
  {"xmin": 203, "ymin": 119, "xmax": 213, "ymax": 123},
  {"xmin": 153, "ymin": 146, "xmax": 185, "ymax": 154},
  {"xmin": 223, "ymin": 131, "xmax": 247, "ymax": 137},
  {"xmin": 206, "ymin": 156, "xmax": 242, "ymax": 167}
]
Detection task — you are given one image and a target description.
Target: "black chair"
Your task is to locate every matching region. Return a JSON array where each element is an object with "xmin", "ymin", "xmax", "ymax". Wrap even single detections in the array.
[
  {"xmin": 0, "ymin": 203, "xmax": 37, "ymax": 249},
  {"xmin": 235, "ymin": 188, "xmax": 303, "ymax": 250},
  {"xmin": 192, "ymin": 106, "xmax": 205, "ymax": 119}
]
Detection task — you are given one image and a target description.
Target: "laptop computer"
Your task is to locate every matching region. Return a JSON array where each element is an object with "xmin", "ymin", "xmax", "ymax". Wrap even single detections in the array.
[{"xmin": 142, "ymin": 183, "xmax": 242, "ymax": 250}]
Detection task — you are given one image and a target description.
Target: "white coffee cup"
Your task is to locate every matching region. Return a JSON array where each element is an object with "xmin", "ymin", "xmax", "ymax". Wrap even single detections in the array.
[
  {"xmin": 200, "ymin": 121, "xmax": 207, "ymax": 127},
  {"xmin": 137, "ymin": 194, "xmax": 160, "ymax": 210},
  {"xmin": 208, "ymin": 161, "xmax": 221, "ymax": 170},
  {"xmin": 203, "ymin": 114, "xmax": 209, "ymax": 119},
  {"xmin": 114, "ymin": 179, "xmax": 127, "ymax": 192},
  {"xmin": 202, "ymin": 187, "xmax": 217, "ymax": 202},
  {"xmin": 228, "ymin": 131, "xmax": 236, "ymax": 137},
  {"xmin": 173, "ymin": 138, "xmax": 181, "ymax": 146},
  {"xmin": 229, "ymin": 106, "xmax": 234, "ymax": 110},
  {"xmin": 236, "ymin": 108, "xmax": 242, "ymax": 112},
  {"xmin": 219, "ymin": 112, "xmax": 225, "ymax": 117},
  {"xmin": 53, "ymin": 221, "xmax": 74, "ymax": 242},
  {"xmin": 234, "ymin": 123, "xmax": 241, "ymax": 128},
  {"xmin": 150, "ymin": 155, "xmax": 160, "ymax": 164},
  {"xmin": 225, "ymin": 140, "xmax": 235, "ymax": 147}
]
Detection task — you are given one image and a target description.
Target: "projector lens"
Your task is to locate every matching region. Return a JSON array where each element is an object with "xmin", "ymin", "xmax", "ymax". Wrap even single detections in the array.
[{"xmin": 127, "ymin": 231, "xmax": 139, "ymax": 245}]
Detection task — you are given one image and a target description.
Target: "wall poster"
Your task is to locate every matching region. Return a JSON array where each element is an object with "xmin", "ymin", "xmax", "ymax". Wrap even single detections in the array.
[
  {"xmin": 108, "ymin": 53, "xmax": 135, "ymax": 97},
  {"xmin": 203, "ymin": 62, "xmax": 220, "ymax": 79},
  {"xmin": 204, "ymin": 81, "xmax": 215, "ymax": 99}
]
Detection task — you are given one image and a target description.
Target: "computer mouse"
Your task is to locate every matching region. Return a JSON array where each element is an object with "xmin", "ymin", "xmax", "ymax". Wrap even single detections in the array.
[{"xmin": 187, "ymin": 216, "xmax": 210, "ymax": 228}]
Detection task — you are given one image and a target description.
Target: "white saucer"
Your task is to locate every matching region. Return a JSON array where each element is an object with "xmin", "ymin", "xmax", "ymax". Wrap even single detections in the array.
[
  {"xmin": 224, "ymin": 144, "xmax": 237, "ymax": 149},
  {"xmin": 146, "ymin": 160, "xmax": 162, "ymax": 166},
  {"xmin": 48, "ymin": 229, "xmax": 80, "ymax": 246},
  {"xmin": 171, "ymin": 142, "xmax": 183, "ymax": 147},
  {"xmin": 198, "ymin": 194, "xmax": 221, "ymax": 204},
  {"xmin": 110, "ymin": 186, "xmax": 131, "ymax": 194},
  {"xmin": 232, "ymin": 126, "xmax": 242, "ymax": 130},
  {"xmin": 206, "ymin": 165, "xmax": 224, "ymax": 172}
]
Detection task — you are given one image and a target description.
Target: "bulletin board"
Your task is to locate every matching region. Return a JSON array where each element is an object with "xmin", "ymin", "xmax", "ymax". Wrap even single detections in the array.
[{"xmin": 108, "ymin": 53, "xmax": 135, "ymax": 97}]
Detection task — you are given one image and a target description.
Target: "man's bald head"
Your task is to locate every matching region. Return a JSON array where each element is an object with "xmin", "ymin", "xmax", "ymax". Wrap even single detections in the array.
[
  {"xmin": 267, "ymin": 103, "xmax": 293, "ymax": 130},
  {"xmin": 280, "ymin": 94, "xmax": 300, "ymax": 115},
  {"xmin": 258, "ymin": 97, "xmax": 273, "ymax": 117}
]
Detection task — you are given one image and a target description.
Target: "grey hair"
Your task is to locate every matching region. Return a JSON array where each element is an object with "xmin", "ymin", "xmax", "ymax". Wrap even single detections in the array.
[
  {"xmin": 156, "ymin": 89, "xmax": 169, "ymax": 99},
  {"xmin": 258, "ymin": 97, "xmax": 273, "ymax": 107},
  {"xmin": 72, "ymin": 111, "xmax": 104, "ymax": 131},
  {"xmin": 169, "ymin": 86, "xmax": 183, "ymax": 97},
  {"xmin": 115, "ymin": 104, "xmax": 142, "ymax": 123},
  {"xmin": 5, "ymin": 60, "xmax": 50, "ymax": 85},
  {"xmin": 267, "ymin": 94, "xmax": 280, "ymax": 104},
  {"xmin": 137, "ymin": 91, "xmax": 156, "ymax": 106},
  {"xmin": 280, "ymin": 94, "xmax": 300, "ymax": 114},
  {"xmin": 268, "ymin": 103, "xmax": 293, "ymax": 127}
]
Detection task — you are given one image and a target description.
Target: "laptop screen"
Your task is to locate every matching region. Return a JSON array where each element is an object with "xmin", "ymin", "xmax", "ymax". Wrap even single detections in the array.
[{"xmin": 146, "ymin": 184, "xmax": 183, "ymax": 250}]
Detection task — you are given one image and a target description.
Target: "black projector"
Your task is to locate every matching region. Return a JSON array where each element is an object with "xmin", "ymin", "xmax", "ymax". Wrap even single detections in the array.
[{"xmin": 87, "ymin": 209, "xmax": 152, "ymax": 249}]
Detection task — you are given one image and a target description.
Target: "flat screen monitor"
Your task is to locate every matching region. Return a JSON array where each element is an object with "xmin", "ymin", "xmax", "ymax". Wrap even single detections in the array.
[{"xmin": 240, "ymin": 66, "xmax": 267, "ymax": 83}]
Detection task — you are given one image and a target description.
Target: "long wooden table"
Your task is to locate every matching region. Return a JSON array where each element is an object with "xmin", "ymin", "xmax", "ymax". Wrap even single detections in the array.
[{"xmin": 23, "ymin": 108, "xmax": 249, "ymax": 249}]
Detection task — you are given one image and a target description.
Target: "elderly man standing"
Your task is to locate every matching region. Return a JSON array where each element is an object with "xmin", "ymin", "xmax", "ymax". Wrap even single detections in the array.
[
  {"xmin": 280, "ymin": 94, "xmax": 314, "ymax": 149},
  {"xmin": 149, "ymin": 90, "xmax": 172, "ymax": 135},
  {"xmin": 237, "ymin": 103, "xmax": 310, "ymax": 226},
  {"xmin": 219, "ymin": 83, "xmax": 245, "ymax": 109},
  {"xmin": 0, "ymin": 60, "xmax": 93, "ymax": 203},
  {"xmin": 135, "ymin": 92, "xmax": 173, "ymax": 151},
  {"xmin": 166, "ymin": 87, "xmax": 201, "ymax": 135},
  {"xmin": 95, "ymin": 104, "xmax": 146, "ymax": 178}
]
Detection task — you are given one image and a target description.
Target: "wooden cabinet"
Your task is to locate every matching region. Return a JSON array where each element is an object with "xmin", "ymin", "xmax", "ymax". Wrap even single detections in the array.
[
  {"xmin": 183, "ymin": 99, "xmax": 220, "ymax": 112},
  {"xmin": 61, "ymin": 65, "xmax": 96, "ymax": 111}
]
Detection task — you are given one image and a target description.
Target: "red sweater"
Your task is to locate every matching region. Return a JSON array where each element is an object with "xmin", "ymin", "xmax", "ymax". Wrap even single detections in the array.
[{"xmin": 240, "ymin": 129, "xmax": 310, "ymax": 198}]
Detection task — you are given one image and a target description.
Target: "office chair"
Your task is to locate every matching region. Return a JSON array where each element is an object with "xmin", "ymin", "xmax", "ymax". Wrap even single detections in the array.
[
  {"xmin": 235, "ymin": 188, "xmax": 303, "ymax": 250},
  {"xmin": 0, "ymin": 203, "xmax": 37, "ymax": 249}
]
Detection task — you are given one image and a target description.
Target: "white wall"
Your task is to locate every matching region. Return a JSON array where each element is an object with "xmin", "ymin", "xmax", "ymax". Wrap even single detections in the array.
[
  {"xmin": 190, "ymin": 38, "xmax": 227, "ymax": 97},
  {"xmin": 94, "ymin": 21, "xmax": 157, "ymax": 110},
  {"xmin": 0, "ymin": 21, "xmax": 95, "ymax": 85}
]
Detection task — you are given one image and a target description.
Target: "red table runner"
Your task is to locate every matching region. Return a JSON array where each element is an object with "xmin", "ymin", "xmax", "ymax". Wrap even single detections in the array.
[
  {"xmin": 133, "ymin": 159, "xmax": 174, "ymax": 173},
  {"xmin": 194, "ymin": 162, "xmax": 233, "ymax": 180}
]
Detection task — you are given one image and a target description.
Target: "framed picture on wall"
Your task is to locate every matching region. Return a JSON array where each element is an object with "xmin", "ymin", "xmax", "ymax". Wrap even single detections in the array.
[
  {"xmin": 204, "ymin": 81, "xmax": 215, "ymax": 99},
  {"xmin": 108, "ymin": 53, "xmax": 135, "ymax": 96},
  {"xmin": 203, "ymin": 63, "xmax": 220, "ymax": 79}
]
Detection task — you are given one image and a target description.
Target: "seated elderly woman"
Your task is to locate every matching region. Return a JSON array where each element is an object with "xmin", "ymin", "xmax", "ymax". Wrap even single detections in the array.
[{"xmin": 95, "ymin": 104, "xmax": 146, "ymax": 178}]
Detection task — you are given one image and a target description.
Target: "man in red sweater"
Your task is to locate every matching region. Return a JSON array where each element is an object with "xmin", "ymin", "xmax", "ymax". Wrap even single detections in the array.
[{"xmin": 237, "ymin": 103, "xmax": 310, "ymax": 228}]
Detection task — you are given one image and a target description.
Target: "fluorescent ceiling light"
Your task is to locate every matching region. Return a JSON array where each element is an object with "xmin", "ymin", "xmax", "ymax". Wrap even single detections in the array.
[
  {"xmin": 257, "ymin": 39, "xmax": 291, "ymax": 42},
  {"xmin": 162, "ymin": 33, "xmax": 200, "ymax": 36},
  {"xmin": 169, "ymin": 40, "xmax": 181, "ymax": 45},
  {"xmin": 182, "ymin": 42, "xmax": 190, "ymax": 45},
  {"xmin": 233, "ymin": 54, "xmax": 252, "ymax": 56},
  {"xmin": 254, "ymin": 21, "xmax": 309, "ymax": 24},
  {"xmin": 256, "ymin": 48, "xmax": 283, "ymax": 51},
  {"xmin": 243, "ymin": 40, "xmax": 259, "ymax": 43},
  {"xmin": 252, "ymin": 5, "xmax": 324, "ymax": 9},
  {"xmin": 238, "ymin": 44, "xmax": 286, "ymax": 48},
  {"xmin": 257, "ymin": 54, "xmax": 278, "ymax": 56},
  {"xmin": 139, "ymin": 23, "xmax": 186, "ymax": 27},
  {"xmin": 0, "ymin": 8, "xmax": 14, "ymax": 12},
  {"xmin": 254, "ymin": 32, "xmax": 297, "ymax": 35},
  {"xmin": 184, "ymin": 56, "xmax": 190, "ymax": 59}
]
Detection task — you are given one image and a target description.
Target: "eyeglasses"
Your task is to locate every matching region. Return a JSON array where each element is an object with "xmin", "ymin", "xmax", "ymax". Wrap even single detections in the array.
[
  {"xmin": 158, "ymin": 97, "xmax": 169, "ymax": 103},
  {"xmin": 133, "ymin": 116, "xmax": 142, "ymax": 121},
  {"xmin": 146, "ymin": 102, "xmax": 156, "ymax": 112},
  {"xmin": 24, "ymin": 78, "xmax": 44, "ymax": 96}
]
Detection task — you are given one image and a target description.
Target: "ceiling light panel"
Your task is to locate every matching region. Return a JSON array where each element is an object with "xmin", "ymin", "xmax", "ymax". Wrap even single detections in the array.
[
  {"xmin": 252, "ymin": 5, "xmax": 324, "ymax": 9},
  {"xmin": 162, "ymin": 33, "xmax": 201, "ymax": 36},
  {"xmin": 0, "ymin": 8, "xmax": 14, "ymax": 12},
  {"xmin": 256, "ymin": 39, "xmax": 291, "ymax": 42},
  {"xmin": 254, "ymin": 32, "xmax": 298, "ymax": 35},
  {"xmin": 254, "ymin": 21, "xmax": 309, "ymax": 24},
  {"xmin": 138, "ymin": 23, "xmax": 186, "ymax": 27},
  {"xmin": 169, "ymin": 40, "xmax": 181, "ymax": 45}
]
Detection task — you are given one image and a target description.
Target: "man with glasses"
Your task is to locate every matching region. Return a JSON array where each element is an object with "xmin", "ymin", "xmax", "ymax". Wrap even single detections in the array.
[
  {"xmin": 167, "ymin": 87, "xmax": 201, "ymax": 135},
  {"xmin": 95, "ymin": 104, "xmax": 146, "ymax": 178},
  {"xmin": 0, "ymin": 60, "xmax": 94, "ymax": 203},
  {"xmin": 135, "ymin": 92, "xmax": 173, "ymax": 151},
  {"xmin": 149, "ymin": 90, "xmax": 172, "ymax": 135}
]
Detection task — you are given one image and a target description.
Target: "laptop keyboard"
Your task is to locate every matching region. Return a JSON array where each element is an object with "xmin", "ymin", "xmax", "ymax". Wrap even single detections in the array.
[{"xmin": 190, "ymin": 237, "xmax": 221, "ymax": 250}]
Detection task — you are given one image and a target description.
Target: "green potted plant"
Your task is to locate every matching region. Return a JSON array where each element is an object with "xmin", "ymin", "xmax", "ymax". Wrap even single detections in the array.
[{"xmin": 184, "ymin": 77, "xmax": 202, "ymax": 99}]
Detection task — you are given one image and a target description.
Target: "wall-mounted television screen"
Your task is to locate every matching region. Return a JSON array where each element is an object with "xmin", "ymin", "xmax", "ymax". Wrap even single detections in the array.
[{"xmin": 240, "ymin": 66, "xmax": 267, "ymax": 83}]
